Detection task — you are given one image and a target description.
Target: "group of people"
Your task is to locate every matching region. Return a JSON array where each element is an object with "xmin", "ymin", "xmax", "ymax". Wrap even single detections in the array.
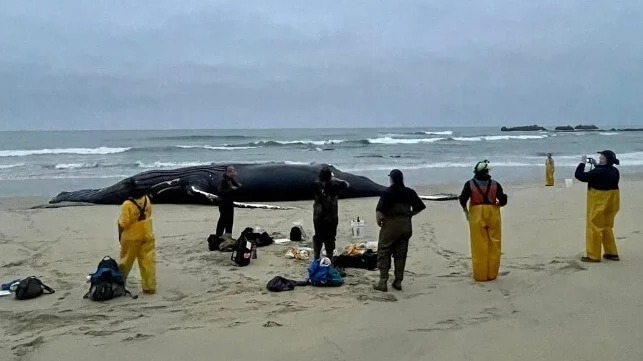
[{"xmin": 114, "ymin": 149, "xmax": 621, "ymax": 295}]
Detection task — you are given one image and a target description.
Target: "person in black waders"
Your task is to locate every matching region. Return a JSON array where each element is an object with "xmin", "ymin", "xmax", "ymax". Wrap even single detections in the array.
[
  {"xmin": 216, "ymin": 166, "xmax": 242, "ymax": 237},
  {"xmin": 373, "ymin": 169, "xmax": 426, "ymax": 292},
  {"xmin": 313, "ymin": 167, "xmax": 350, "ymax": 262}
]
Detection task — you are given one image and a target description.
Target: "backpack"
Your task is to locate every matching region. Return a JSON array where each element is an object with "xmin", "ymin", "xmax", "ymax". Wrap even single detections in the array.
[
  {"xmin": 240, "ymin": 227, "xmax": 274, "ymax": 247},
  {"xmin": 290, "ymin": 226, "xmax": 302, "ymax": 242},
  {"xmin": 14, "ymin": 277, "xmax": 55, "ymax": 300},
  {"xmin": 84, "ymin": 256, "xmax": 136, "ymax": 301},
  {"xmin": 231, "ymin": 236, "xmax": 252, "ymax": 267}
]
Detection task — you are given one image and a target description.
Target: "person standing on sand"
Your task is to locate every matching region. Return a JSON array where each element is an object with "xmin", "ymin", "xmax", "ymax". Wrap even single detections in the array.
[
  {"xmin": 373, "ymin": 169, "xmax": 426, "ymax": 292},
  {"xmin": 575, "ymin": 150, "xmax": 621, "ymax": 263},
  {"xmin": 216, "ymin": 166, "xmax": 241, "ymax": 237},
  {"xmin": 313, "ymin": 167, "xmax": 350, "ymax": 261},
  {"xmin": 118, "ymin": 179, "xmax": 156, "ymax": 294},
  {"xmin": 545, "ymin": 153, "xmax": 555, "ymax": 187},
  {"xmin": 459, "ymin": 160, "xmax": 508, "ymax": 282}
]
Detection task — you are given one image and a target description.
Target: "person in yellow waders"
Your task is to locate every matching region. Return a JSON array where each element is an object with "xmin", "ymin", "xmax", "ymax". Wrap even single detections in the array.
[
  {"xmin": 575, "ymin": 150, "xmax": 620, "ymax": 262},
  {"xmin": 118, "ymin": 179, "xmax": 156, "ymax": 294},
  {"xmin": 459, "ymin": 160, "xmax": 508, "ymax": 282},
  {"xmin": 545, "ymin": 153, "xmax": 555, "ymax": 186}
]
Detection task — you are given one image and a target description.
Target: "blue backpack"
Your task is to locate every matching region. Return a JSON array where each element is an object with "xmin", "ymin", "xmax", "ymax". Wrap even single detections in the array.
[
  {"xmin": 307, "ymin": 259, "xmax": 344, "ymax": 287},
  {"xmin": 84, "ymin": 256, "xmax": 136, "ymax": 301}
]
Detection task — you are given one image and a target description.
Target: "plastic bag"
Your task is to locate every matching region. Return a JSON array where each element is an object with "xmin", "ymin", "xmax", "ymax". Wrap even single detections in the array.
[{"xmin": 307, "ymin": 258, "xmax": 344, "ymax": 287}]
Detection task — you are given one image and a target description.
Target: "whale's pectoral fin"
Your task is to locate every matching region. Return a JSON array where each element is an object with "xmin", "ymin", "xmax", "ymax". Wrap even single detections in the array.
[
  {"xmin": 189, "ymin": 186, "xmax": 294, "ymax": 210},
  {"xmin": 419, "ymin": 193, "xmax": 459, "ymax": 201},
  {"xmin": 232, "ymin": 202, "xmax": 295, "ymax": 210},
  {"xmin": 189, "ymin": 186, "xmax": 219, "ymax": 203}
]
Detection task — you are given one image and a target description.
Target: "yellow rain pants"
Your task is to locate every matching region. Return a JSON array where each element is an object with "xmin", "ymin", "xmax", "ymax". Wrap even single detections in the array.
[
  {"xmin": 545, "ymin": 160, "xmax": 554, "ymax": 186},
  {"xmin": 585, "ymin": 189, "xmax": 620, "ymax": 260},
  {"xmin": 118, "ymin": 196, "xmax": 156, "ymax": 293},
  {"xmin": 468, "ymin": 205, "xmax": 502, "ymax": 282}
]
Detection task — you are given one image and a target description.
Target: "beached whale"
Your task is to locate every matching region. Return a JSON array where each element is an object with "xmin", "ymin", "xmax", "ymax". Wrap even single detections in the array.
[{"xmin": 47, "ymin": 163, "xmax": 458, "ymax": 209}]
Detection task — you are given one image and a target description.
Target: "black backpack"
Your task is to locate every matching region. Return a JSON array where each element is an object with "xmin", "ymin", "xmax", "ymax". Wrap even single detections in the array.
[
  {"xmin": 231, "ymin": 235, "xmax": 252, "ymax": 267},
  {"xmin": 84, "ymin": 256, "xmax": 136, "ymax": 301},
  {"xmin": 14, "ymin": 276, "xmax": 55, "ymax": 300},
  {"xmin": 290, "ymin": 226, "xmax": 302, "ymax": 242}
]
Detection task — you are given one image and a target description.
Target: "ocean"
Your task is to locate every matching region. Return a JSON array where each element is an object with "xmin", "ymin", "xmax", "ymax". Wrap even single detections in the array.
[{"xmin": 1, "ymin": 127, "xmax": 641, "ymax": 198}]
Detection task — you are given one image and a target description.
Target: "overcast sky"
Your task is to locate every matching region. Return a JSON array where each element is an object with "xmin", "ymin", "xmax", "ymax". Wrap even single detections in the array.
[{"xmin": 1, "ymin": 1, "xmax": 642, "ymax": 130}]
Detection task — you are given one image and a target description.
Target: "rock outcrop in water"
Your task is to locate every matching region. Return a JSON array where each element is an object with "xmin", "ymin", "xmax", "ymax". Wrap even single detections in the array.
[
  {"xmin": 554, "ymin": 125, "xmax": 575, "ymax": 131},
  {"xmin": 500, "ymin": 125, "xmax": 547, "ymax": 132},
  {"xmin": 610, "ymin": 128, "xmax": 643, "ymax": 132},
  {"xmin": 574, "ymin": 124, "xmax": 599, "ymax": 130}
]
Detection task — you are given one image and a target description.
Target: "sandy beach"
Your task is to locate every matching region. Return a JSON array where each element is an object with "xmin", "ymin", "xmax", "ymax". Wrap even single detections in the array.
[{"xmin": 1, "ymin": 176, "xmax": 642, "ymax": 361}]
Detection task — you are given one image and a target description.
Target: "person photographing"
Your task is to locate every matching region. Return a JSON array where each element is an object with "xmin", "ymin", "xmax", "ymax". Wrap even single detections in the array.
[{"xmin": 575, "ymin": 150, "xmax": 620, "ymax": 262}]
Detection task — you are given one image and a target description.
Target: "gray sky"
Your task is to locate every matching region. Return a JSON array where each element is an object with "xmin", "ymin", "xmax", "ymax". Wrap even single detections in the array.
[{"xmin": 1, "ymin": 1, "xmax": 642, "ymax": 130}]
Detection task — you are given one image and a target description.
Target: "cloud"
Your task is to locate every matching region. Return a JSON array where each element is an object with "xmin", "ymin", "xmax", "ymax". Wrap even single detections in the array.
[{"xmin": 1, "ymin": 1, "xmax": 642, "ymax": 130}]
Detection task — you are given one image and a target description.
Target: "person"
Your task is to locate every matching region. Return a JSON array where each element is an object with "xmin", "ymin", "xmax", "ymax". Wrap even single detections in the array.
[
  {"xmin": 313, "ymin": 167, "xmax": 350, "ymax": 261},
  {"xmin": 373, "ymin": 169, "xmax": 426, "ymax": 292},
  {"xmin": 216, "ymin": 166, "xmax": 242, "ymax": 237},
  {"xmin": 118, "ymin": 179, "xmax": 156, "ymax": 294},
  {"xmin": 459, "ymin": 160, "xmax": 508, "ymax": 282},
  {"xmin": 574, "ymin": 150, "xmax": 620, "ymax": 262},
  {"xmin": 545, "ymin": 153, "xmax": 555, "ymax": 187}
]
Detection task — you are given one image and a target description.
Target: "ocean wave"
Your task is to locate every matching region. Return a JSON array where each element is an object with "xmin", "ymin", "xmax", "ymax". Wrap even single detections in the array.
[
  {"xmin": 366, "ymin": 137, "xmax": 445, "ymax": 145},
  {"xmin": 177, "ymin": 145, "xmax": 257, "ymax": 150},
  {"xmin": 53, "ymin": 162, "xmax": 100, "ymax": 170},
  {"xmin": 0, "ymin": 163, "xmax": 25, "ymax": 169},
  {"xmin": 451, "ymin": 135, "xmax": 548, "ymax": 142},
  {"xmin": 413, "ymin": 131, "xmax": 454, "ymax": 135},
  {"xmin": 135, "ymin": 161, "xmax": 213, "ymax": 168},
  {"xmin": 599, "ymin": 132, "xmax": 619, "ymax": 136},
  {"xmin": 246, "ymin": 139, "xmax": 346, "ymax": 147},
  {"xmin": 0, "ymin": 147, "xmax": 131, "ymax": 157},
  {"xmin": 147, "ymin": 135, "xmax": 251, "ymax": 141}
]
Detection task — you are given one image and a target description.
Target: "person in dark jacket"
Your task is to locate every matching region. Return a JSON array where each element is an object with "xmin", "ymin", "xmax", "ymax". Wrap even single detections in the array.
[
  {"xmin": 216, "ymin": 166, "xmax": 242, "ymax": 237},
  {"xmin": 459, "ymin": 160, "xmax": 508, "ymax": 282},
  {"xmin": 313, "ymin": 167, "xmax": 350, "ymax": 261},
  {"xmin": 373, "ymin": 169, "xmax": 426, "ymax": 292},
  {"xmin": 575, "ymin": 150, "xmax": 621, "ymax": 262}
]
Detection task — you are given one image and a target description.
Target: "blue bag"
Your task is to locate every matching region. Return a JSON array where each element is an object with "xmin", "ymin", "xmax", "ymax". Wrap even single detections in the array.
[{"xmin": 307, "ymin": 259, "xmax": 344, "ymax": 287}]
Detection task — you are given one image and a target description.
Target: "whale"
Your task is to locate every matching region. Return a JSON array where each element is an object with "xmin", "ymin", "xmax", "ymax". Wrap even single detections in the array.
[{"xmin": 46, "ymin": 163, "xmax": 458, "ymax": 209}]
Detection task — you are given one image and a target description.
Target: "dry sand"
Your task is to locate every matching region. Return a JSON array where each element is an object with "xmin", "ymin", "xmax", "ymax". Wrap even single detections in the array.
[{"xmin": 1, "ymin": 177, "xmax": 642, "ymax": 361}]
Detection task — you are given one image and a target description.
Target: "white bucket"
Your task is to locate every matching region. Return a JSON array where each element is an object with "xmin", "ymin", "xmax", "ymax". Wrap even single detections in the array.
[
  {"xmin": 351, "ymin": 220, "xmax": 365, "ymax": 238},
  {"xmin": 565, "ymin": 178, "xmax": 573, "ymax": 188}
]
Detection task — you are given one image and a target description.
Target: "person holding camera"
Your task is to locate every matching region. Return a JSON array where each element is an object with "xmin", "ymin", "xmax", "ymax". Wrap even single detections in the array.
[{"xmin": 575, "ymin": 150, "xmax": 621, "ymax": 262}]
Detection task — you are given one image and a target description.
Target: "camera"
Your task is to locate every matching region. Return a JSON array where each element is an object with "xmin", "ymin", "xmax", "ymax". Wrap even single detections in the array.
[{"xmin": 586, "ymin": 157, "xmax": 596, "ymax": 164}]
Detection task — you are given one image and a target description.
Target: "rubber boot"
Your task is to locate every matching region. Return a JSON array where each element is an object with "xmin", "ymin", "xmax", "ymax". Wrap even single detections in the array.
[
  {"xmin": 392, "ymin": 259, "xmax": 405, "ymax": 290},
  {"xmin": 373, "ymin": 270, "xmax": 389, "ymax": 292}
]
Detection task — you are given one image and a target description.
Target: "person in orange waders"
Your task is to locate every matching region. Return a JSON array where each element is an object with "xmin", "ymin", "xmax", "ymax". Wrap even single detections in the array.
[
  {"xmin": 545, "ymin": 153, "xmax": 555, "ymax": 186},
  {"xmin": 575, "ymin": 150, "xmax": 620, "ymax": 263},
  {"xmin": 459, "ymin": 160, "xmax": 508, "ymax": 282},
  {"xmin": 118, "ymin": 179, "xmax": 156, "ymax": 294}
]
